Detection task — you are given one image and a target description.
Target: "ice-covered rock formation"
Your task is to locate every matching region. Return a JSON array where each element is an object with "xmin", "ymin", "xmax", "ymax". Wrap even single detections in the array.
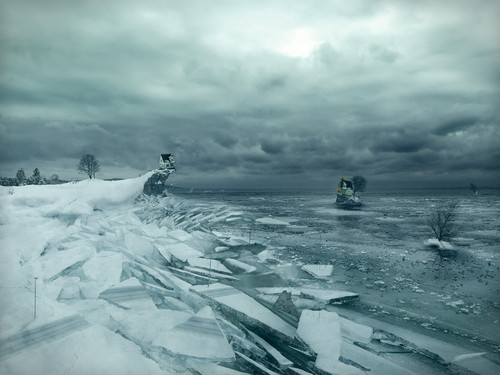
[{"xmin": 142, "ymin": 170, "xmax": 172, "ymax": 196}]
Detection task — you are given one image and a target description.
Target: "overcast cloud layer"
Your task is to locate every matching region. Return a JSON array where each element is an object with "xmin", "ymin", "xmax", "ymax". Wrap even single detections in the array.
[{"xmin": 1, "ymin": 0, "xmax": 499, "ymax": 188}]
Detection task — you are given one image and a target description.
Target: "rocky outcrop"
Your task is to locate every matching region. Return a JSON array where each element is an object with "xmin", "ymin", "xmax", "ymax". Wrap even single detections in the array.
[
  {"xmin": 143, "ymin": 170, "xmax": 172, "ymax": 196},
  {"xmin": 273, "ymin": 290, "xmax": 300, "ymax": 318}
]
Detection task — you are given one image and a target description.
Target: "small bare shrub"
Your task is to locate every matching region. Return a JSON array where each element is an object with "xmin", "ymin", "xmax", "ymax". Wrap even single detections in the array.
[{"xmin": 428, "ymin": 199, "xmax": 460, "ymax": 242}]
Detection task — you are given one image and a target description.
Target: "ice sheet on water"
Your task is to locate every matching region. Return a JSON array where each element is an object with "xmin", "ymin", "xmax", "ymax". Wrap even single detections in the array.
[
  {"xmin": 192, "ymin": 283, "xmax": 296, "ymax": 338},
  {"xmin": 301, "ymin": 264, "xmax": 333, "ymax": 279}
]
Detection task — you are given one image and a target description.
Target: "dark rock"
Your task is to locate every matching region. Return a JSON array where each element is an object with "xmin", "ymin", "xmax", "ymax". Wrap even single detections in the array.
[
  {"xmin": 143, "ymin": 171, "xmax": 172, "ymax": 196},
  {"xmin": 273, "ymin": 290, "xmax": 300, "ymax": 318}
]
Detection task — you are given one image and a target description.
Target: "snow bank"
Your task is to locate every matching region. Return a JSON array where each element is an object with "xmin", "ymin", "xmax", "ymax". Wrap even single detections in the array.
[
  {"xmin": 1, "ymin": 172, "xmax": 154, "ymax": 220},
  {"xmin": 424, "ymin": 238, "xmax": 454, "ymax": 250}
]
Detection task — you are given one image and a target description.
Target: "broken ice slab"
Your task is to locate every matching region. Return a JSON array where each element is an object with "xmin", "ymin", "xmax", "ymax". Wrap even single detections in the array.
[
  {"xmin": 257, "ymin": 287, "xmax": 298, "ymax": 296},
  {"xmin": 224, "ymin": 258, "xmax": 257, "ymax": 274},
  {"xmin": 0, "ymin": 315, "xmax": 89, "ymax": 360},
  {"xmin": 230, "ymin": 334, "xmax": 267, "ymax": 358},
  {"xmin": 184, "ymin": 266, "xmax": 238, "ymax": 281},
  {"xmin": 341, "ymin": 341, "xmax": 417, "ymax": 375},
  {"xmin": 235, "ymin": 351, "xmax": 280, "ymax": 375},
  {"xmin": 451, "ymin": 352, "xmax": 500, "ymax": 375},
  {"xmin": 167, "ymin": 266, "xmax": 218, "ymax": 285},
  {"xmin": 56, "ymin": 279, "xmax": 84, "ymax": 301},
  {"xmin": 154, "ymin": 244, "xmax": 172, "ymax": 263},
  {"xmin": 0, "ymin": 320, "xmax": 169, "ymax": 375},
  {"xmin": 34, "ymin": 247, "xmax": 93, "ymax": 282},
  {"xmin": 99, "ymin": 277, "xmax": 157, "ymax": 310},
  {"xmin": 300, "ymin": 288, "xmax": 358, "ymax": 304},
  {"xmin": 360, "ymin": 317, "xmax": 500, "ymax": 375},
  {"xmin": 338, "ymin": 316, "xmax": 373, "ymax": 344},
  {"xmin": 215, "ymin": 233, "xmax": 251, "ymax": 247},
  {"xmin": 248, "ymin": 330, "xmax": 293, "ymax": 369},
  {"xmin": 296, "ymin": 309, "xmax": 362, "ymax": 375},
  {"xmin": 288, "ymin": 367, "xmax": 314, "ymax": 375},
  {"xmin": 109, "ymin": 308, "xmax": 192, "ymax": 349},
  {"xmin": 191, "ymin": 283, "xmax": 296, "ymax": 339},
  {"xmin": 301, "ymin": 264, "xmax": 333, "ymax": 279},
  {"xmin": 256, "ymin": 287, "xmax": 358, "ymax": 304},
  {"xmin": 188, "ymin": 257, "xmax": 232, "ymax": 274},
  {"xmin": 192, "ymin": 363, "xmax": 251, "ymax": 375},
  {"xmin": 152, "ymin": 306, "xmax": 234, "ymax": 362},
  {"xmin": 124, "ymin": 231, "xmax": 156, "ymax": 258},
  {"xmin": 82, "ymin": 251, "xmax": 126, "ymax": 292},
  {"xmin": 166, "ymin": 242, "xmax": 203, "ymax": 262}
]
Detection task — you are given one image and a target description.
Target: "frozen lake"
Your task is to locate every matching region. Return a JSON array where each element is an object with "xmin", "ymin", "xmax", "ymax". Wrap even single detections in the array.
[
  {"xmin": 168, "ymin": 187, "xmax": 500, "ymax": 350},
  {"xmin": 1, "ymin": 178, "xmax": 499, "ymax": 374}
]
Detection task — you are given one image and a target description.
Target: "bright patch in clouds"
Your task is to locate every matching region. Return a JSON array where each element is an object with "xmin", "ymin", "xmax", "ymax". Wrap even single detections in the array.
[{"xmin": 277, "ymin": 27, "xmax": 322, "ymax": 57}]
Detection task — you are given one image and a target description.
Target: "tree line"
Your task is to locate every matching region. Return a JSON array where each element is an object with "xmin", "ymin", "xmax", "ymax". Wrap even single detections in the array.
[
  {"xmin": 0, "ymin": 168, "xmax": 66, "ymax": 186},
  {"xmin": 1, "ymin": 154, "xmax": 101, "ymax": 186}
]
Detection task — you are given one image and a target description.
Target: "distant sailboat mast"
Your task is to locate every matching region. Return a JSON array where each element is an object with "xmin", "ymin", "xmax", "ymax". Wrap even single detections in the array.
[{"xmin": 470, "ymin": 183, "xmax": 478, "ymax": 195}]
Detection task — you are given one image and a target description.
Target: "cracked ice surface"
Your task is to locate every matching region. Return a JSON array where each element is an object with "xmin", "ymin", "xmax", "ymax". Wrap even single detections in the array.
[{"xmin": 2, "ymin": 175, "xmax": 499, "ymax": 375}]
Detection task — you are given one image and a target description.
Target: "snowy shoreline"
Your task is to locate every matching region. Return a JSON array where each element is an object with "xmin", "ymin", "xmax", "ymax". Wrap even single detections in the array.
[{"xmin": 1, "ymin": 175, "xmax": 499, "ymax": 375}]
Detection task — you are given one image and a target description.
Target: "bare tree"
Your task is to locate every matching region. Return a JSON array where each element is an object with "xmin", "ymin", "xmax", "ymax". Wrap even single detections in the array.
[
  {"xmin": 77, "ymin": 154, "xmax": 100, "ymax": 179},
  {"xmin": 351, "ymin": 175, "xmax": 367, "ymax": 195},
  {"xmin": 49, "ymin": 174, "xmax": 60, "ymax": 184},
  {"xmin": 16, "ymin": 169, "xmax": 26, "ymax": 185},
  {"xmin": 428, "ymin": 199, "xmax": 460, "ymax": 241}
]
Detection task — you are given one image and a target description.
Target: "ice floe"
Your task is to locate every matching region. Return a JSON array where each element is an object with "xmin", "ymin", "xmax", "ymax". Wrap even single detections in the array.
[{"xmin": 301, "ymin": 264, "xmax": 333, "ymax": 279}]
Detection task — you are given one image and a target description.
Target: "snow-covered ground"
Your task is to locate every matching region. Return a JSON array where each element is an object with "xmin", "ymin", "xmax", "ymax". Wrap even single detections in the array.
[{"xmin": 1, "ymin": 177, "xmax": 499, "ymax": 375}]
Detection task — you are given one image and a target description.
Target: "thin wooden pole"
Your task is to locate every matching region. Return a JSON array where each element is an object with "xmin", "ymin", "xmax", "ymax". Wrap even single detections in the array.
[{"xmin": 34, "ymin": 277, "xmax": 38, "ymax": 320}]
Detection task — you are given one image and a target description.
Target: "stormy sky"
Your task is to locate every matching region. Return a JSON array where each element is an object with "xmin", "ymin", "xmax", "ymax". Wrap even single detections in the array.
[{"xmin": 1, "ymin": 0, "xmax": 499, "ymax": 188}]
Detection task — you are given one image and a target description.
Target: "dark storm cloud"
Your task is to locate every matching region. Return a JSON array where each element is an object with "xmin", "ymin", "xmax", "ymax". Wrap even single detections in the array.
[
  {"xmin": 433, "ymin": 117, "xmax": 478, "ymax": 136},
  {"xmin": 0, "ymin": 0, "xmax": 499, "ymax": 187}
]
